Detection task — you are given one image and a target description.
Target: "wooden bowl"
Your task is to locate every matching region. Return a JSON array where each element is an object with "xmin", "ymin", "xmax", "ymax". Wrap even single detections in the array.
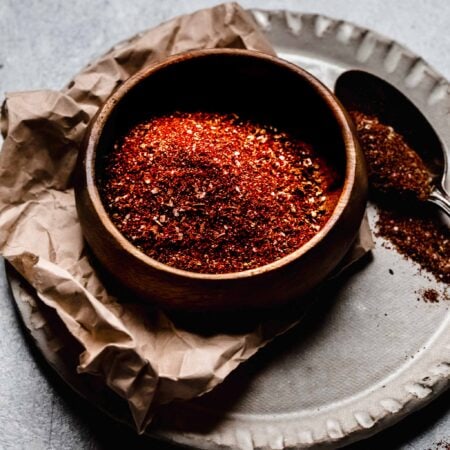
[{"xmin": 75, "ymin": 49, "xmax": 367, "ymax": 312}]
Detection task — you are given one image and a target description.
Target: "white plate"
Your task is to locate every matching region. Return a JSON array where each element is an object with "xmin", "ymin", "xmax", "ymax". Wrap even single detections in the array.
[{"xmin": 8, "ymin": 9, "xmax": 450, "ymax": 450}]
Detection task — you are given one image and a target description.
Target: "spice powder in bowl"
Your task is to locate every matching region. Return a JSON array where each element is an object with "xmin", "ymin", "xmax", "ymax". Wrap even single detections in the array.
[
  {"xmin": 99, "ymin": 111, "xmax": 342, "ymax": 274},
  {"xmin": 77, "ymin": 49, "xmax": 367, "ymax": 311}
]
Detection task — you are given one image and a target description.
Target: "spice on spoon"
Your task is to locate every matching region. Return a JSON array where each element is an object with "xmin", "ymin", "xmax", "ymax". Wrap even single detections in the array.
[
  {"xmin": 349, "ymin": 111, "xmax": 432, "ymax": 201},
  {"xmin": 99, "ymin": 111, "xmax": 342, "ymax": 274},
  {"xmin": 350, "ymin": 110, "xmax": 449, "ymax": 286}
]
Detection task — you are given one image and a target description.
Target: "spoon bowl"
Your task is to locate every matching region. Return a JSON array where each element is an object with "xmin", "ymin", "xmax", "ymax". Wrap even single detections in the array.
[{"xmin": 335, "ymin": 70, "xmax": 450, "ymax": 215}]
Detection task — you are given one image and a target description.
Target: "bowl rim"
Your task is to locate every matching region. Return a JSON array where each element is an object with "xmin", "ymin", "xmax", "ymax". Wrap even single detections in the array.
[{"xmin": 83, "ymin": 48, "xmax": 358, "ymax": 280}]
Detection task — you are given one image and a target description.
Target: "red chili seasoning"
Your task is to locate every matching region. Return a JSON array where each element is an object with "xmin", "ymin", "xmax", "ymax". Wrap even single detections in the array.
[
  {"xmin": 376, "ymin": 207, "xmax": 450, "ymax": 284},
  {"xmin": 350, "ymin": 111, "xmax": 432, "ymax": 201},
  {"xmin": 429, "ymin": 440, "xmax": 450, "ymax": 450},
  {"xmin": 417, "ymin": 288, "xmax": 442, "ymax": 303},
  {"xmin": 350, "ymin": 111, "xmax": 449, "ymax": 285},
  {"xmin": 99, "ymin": 112, "xmax": 341, "ymax": 273}
]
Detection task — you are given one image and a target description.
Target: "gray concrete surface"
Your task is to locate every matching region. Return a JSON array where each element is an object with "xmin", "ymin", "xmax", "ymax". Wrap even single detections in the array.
[{"xmin": 1, "ymin": 1, "xmax": 449, "ymax": 449}]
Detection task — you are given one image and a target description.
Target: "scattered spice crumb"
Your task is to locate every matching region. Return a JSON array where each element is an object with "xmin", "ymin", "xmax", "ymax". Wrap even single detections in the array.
[
  {"xmin": 416, "ymin": 288, "xmax": 450, "ymax": 303},
  {"xmin": 428, "ymin": 439, "xmax": 450, "ymax": 450},
  {"xmin": 375, "ymin": 207, "xmax": 450, "ymax": 284},
  {"xmin": 99, "ymin": 112, "xmax": 342, "ymax": 273},
  {"xmin": 418, "ymin": 288, "xmax": 439, "ymax": 303},
  {"xmin": 349, "ymin": 111, "xmax": 432, "ymax": 201},
  {"xmin": 388, "ymin": 269, "xmax": 394, "ymax": 275}
]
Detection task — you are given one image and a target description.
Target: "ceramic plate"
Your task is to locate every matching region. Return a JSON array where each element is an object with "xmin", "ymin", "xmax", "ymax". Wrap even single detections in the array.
[{"xmin": 7, "ymin": 9, "xmax": 450, "ymax": 449}]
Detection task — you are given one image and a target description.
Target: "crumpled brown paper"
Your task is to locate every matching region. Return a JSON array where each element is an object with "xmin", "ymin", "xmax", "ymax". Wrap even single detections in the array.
[{"xmin": 0, "ymin": 2, "xmax": 373, "ymax": 433}]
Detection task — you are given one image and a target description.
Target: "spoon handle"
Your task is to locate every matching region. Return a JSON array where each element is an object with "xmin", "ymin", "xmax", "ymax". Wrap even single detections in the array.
[{"xmin": 429, "ymin": 187, "xmax": 450, "ymax": 217}]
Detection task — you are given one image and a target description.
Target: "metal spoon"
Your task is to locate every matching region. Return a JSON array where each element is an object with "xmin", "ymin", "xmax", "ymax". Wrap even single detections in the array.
[{"xmin": 334, "ymin": 70, "xmax": 450, "ymax": 216}]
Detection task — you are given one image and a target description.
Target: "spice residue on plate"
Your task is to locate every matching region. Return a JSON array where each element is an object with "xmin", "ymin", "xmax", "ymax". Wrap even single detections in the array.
[
  {"xmin": 99, "ymin": 112, "xmax": 342, "ymax": 274},
  {"xmin": 428, "ymin": 439, "xmax": 450, "ymax": 450},
  {"xmin": 349, "ymin": 111, "xmax": 432, "ymax": 201},
  {"xmin": 416, "ymin": 288, "xmax": 449, "ymax": 303},
  {"xmin": 376, "ymin": 207, "xmax": 450, "ymax": 284},
  {"xmin": 350, "ymin": 110, "xmax": 449, "ymax": 286}
]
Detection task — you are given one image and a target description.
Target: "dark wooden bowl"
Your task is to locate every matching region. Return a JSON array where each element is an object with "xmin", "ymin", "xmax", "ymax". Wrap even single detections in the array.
[{"xmin": 75, "ymin": 49, "xmax": 367, "ymax": 312}]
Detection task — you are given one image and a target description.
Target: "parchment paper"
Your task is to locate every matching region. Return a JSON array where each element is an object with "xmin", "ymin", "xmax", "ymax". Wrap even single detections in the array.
[{"xmin": 0, "ymin": 2, "xmax": 373, "ymax": 433}]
